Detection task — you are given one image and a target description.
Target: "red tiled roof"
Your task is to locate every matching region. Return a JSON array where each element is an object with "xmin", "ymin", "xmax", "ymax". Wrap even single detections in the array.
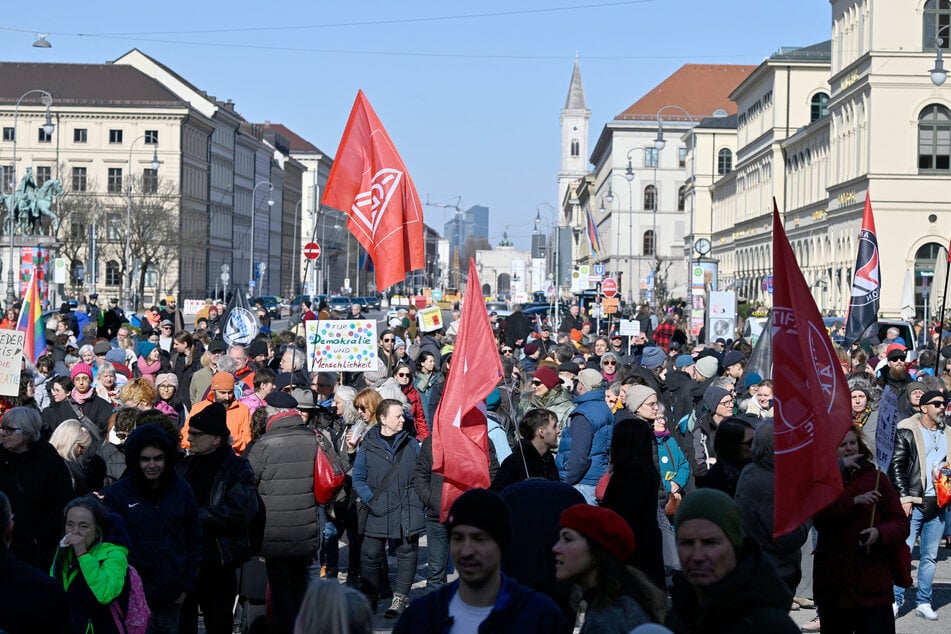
[
  {"xmin": 256, "ymin": 122, "xmax": 323, "ymax": 154},
  {"xmin": 617, "ymin": 64, "xmax": 756, "ymax": 121}
]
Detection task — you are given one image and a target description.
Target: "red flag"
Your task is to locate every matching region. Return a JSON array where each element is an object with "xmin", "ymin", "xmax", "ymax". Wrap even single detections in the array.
[
  {"xmin": 432, "ymin": 259, "xmax": 503, "ymax": 520},
  {"xmin": 772, "ymin": 198, "xmax": 850, "ymax": 538},
  {"xmin": 322, "ymin": 91, "xmax": 425, "ymax": 290},
  {"xmin": 844, "ymin": 191, "xmax": 880, "ymax": 343}
]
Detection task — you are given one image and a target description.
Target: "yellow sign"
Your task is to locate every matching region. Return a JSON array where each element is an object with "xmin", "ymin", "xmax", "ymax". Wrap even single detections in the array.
[
  {"xmin": 418, "ymin": 306, "xmax": 443, "ymax": 333},
  {"xmin": 602, "ymin": 297, "xmax": 619, "ymax": 315}
]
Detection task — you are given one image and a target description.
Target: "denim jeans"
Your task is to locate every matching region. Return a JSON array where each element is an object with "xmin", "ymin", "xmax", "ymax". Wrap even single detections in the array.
[
  {"xmin": 425, "ymin": 518, "xmax": 449, "ymax": 589},
  {"xmin": 894, "ymin": 507, "xmax": 946, "ymax": 607},
  {"xmin": 574, "ymin": 483, "xmax": 597, "ymax": 505}
]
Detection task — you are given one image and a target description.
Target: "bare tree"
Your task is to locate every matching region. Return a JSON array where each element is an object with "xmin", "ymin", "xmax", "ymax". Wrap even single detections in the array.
[
  {"xmin": 52, "ymin": 171, "xmax": 107, "ymax": 290},
  {"xmin": 652, "ymin": 256, "xmax": 675, "ymax": 308}
]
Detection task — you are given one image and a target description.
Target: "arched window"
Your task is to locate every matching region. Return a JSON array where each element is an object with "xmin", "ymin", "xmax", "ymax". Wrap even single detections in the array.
[
  {"xmin": 105, "ymin": 260, "xmax": 121, "ymax": 286},
  {"xmin": 678, "ymin": 185, "xmax": 687, "ymax": 211},
  {"xmin": 919, "ymin": 104, "xmax": 951, "ymax": 171},
  {"xmin": 643, "ymin": 230, "xmax": 655, "ymax": 256},
  {"xmin": 643, "ymin": 185, "xmax": 656, "ymax": 211},
  {"xmin": 717, "ymin": 148, "xmax": 733, "ymax": 175},
  {"xmin": 570, "ymin": 139, "xmax": 580, "ymax": 157},
  {"xmin": 810, "ymin": 93, "xmax": 830, "ymax": 122},
  {"xmin": 924, "ymin": 0, "xmax": 951, "ymax": 50}
]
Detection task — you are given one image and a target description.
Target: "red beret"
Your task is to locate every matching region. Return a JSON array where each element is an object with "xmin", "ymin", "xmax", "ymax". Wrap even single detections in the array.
[
  {"xmin": 533, "ymin": 366, "xmax": 561, "ymax": 389},
  {"xmin": 559, "ymin": 504, "xmax": 635, "ymax": 561}
]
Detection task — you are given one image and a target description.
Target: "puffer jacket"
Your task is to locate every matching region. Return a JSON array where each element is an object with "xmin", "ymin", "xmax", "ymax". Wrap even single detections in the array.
[
  {"xmin": 352, "ymin": 426, "xmax": 425, "ymax": 539},
  {"xmin": 51, "ymin": 530, "xmax": 130, "ymax": 634},
  {"xmin": 246, "ymin": 411, "xmax": 319, "ymax": 558},
  {"xmin": 557, "ymin": 390, "xmax": 614, "ymax": 486},
  {"xmin": 177, "ymin": 443, "xmax": 258, "ymax": 567},
  {"xmin": 889, "ymin": 413, "xmax": 951, "ymax": 506}
]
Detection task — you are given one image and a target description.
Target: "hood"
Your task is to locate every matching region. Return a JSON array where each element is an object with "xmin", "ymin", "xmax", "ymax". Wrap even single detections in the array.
[
  {"xmin": 749, "ymin": 421, "xmax": 774, "ymax": 470},
  {"xmin": 104, "ymin": 512, "xmax": 133, "ymax": 550},
  {"xmin": 123, "ymin": 424, "xmax": 178, "ymax": 490}
]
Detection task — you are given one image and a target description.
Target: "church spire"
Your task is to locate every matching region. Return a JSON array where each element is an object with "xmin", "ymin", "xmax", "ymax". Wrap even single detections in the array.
[{"xmin": 564, "ymin": 54, "xmax": 587, "ymax": 111}]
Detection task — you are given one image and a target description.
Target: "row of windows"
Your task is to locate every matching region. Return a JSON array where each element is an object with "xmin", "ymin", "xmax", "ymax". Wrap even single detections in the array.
[
  {"xmin": 1, "ymin": 127, "xmax": 158, "ymax": 145},
  {"xmin": 67, "ymin": 167, "xmax": 159, "ymax": 193},
  {"xmin": 641, "ymin": 146, "xmax": 686, "ymax": 169}
]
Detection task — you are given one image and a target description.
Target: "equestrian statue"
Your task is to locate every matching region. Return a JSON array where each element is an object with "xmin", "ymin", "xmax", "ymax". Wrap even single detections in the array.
[{"xmin": 2, "ymin": 167, "xmax": 63, "ymax": 236}]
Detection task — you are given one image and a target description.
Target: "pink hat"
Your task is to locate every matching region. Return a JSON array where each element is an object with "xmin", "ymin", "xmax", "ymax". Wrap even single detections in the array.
[{"xmin": 71, "ymin": 362, "xmax": 93, "ymax": 381}]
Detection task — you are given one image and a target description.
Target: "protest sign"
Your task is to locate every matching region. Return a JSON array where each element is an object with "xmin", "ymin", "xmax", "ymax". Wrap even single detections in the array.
[
  {"xmin": 305, "ymin": 320, "xmax": 378, "ymax": 372},
  {"xmin": 0, "ymin": 330, "xmax": 25, "ymax": 397},
  {"xmin": 875, "ymin": 385, "xmax": 899, "ymax": 472}
]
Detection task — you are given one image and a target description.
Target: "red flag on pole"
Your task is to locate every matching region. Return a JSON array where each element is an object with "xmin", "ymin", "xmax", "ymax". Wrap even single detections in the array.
[
  {"xmin": 772, "ymin": 198, "xmax": 850, "ymax": 538},
  {"xmin": 844, "ymin": 191, "xmax": 881, "ymax": 343},
  {"xmin": 432, "ymin": 259, "xmax": 503, "ymax": 520},
  {"xmin": 322, "ymin": 90, "xmax": 426, "ymax": 290}
]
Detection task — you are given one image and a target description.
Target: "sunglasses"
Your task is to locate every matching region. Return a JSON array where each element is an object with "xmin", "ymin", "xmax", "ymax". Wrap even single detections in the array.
[
  {"xmin": 926, "ymin": 401, "xmax": 946, "ymax": 408},
  {"xmin": 356, "ymin": 405, "xmax": 367, "ymax": 411},
  {"xmin": 602, "ymin": 361, "xmax": 617, "ymax": 366},
  {"xmin": 382, "ymin": 337, "xmax": 394, "ymax": 343},
  {"xmin": 501, "ymin": 349, "xmax": 513, "ymax": 354},
  {"xmin": 0, "ymin": 426, "xmax": 21, "ymax": 434},
  {"xmin": 531, "ymin": 379, "xmax": 543, "ymax": 386},
  {"xmin": 396, "ymin": 372, "xmax": 411, "ymax": 378}
]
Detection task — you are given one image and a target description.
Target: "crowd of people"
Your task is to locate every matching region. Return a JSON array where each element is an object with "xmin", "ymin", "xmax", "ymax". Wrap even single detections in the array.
[{"xmin": 0, "ymin": 295, "xmax": 947, "ymax": 633}]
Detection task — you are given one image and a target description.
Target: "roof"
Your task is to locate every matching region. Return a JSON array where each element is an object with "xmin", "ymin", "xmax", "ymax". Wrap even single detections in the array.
[
  {"xmin": 616, "ymin": 64, "xmax": 756, "ymax": 121},
  {"xmin": 564, "ymin": 57, "xmax": 587, "ymax": 111},
  {"xmin": 0, "ymin": 62, "xmax": 186, "ymax": 108},
  {"xmin": 769, "ymin": 40, "xmax": 832, "ymax": 62},
  {"xmin": 696, "ymin": 113, "xmax": 739, "ymax": 130},
  {"xmin": 256, "ymin": 122, "xmax": 327, "ymax": 155}
]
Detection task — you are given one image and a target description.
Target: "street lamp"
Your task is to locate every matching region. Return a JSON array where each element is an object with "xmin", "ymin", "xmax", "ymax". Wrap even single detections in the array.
[
  {"xmin": 249, "ymin": 181, "xmax": 274, "ymax": 291},
  {"xmin": 291, "ymin": 199, "xmax": 303, "ymax": 295},
  {"xmin": 125, "ymin": 136, "xmax": 160, "ymax": 311},
  {"xmin": 5, "ymin": 89, "xmax": 53, "ymax": 308},
  {"xmin": 931, "ymin": 31, "xmax": 950, "ymax": 86}
]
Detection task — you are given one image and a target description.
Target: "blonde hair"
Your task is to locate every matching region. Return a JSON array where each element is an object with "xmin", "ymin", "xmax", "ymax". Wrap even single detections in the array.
[
  {"xmin": 353, "ymin": 389, "xmax": 382, "ymax": 426},
  {"xmin": 120, "ymin": 378, "xmax": 158, "ymax": 409},
  {"xmin": 49, "ymin": 419, "xmax": 100, "ymax": 462}
]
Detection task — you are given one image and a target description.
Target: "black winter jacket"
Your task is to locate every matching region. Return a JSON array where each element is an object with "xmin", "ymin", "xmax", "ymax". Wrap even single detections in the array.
[
  {"xmin": 177, "ymin": 443, "xmax": 258, "ymax": 567},
  {"xmin": 889, "ymin": 415, "xmax": 951, "ymax": 507},
  {"xmin": 413, "ymin": 436, "xmax": 445, "ymax": 521},
  {"xmin": 491, "ymin": 439, "xmax": 559, "ymax": 492},
  {"xmin": 43, "ymin": 392, "xmax": 114, "ymax": 440},
  {"xmin": 352, "ymin": 426, "xmax": 425, "ymax": 539},
  {"xmin": 246, "ymin": 412, "xmax": 319, "ymax": 559}
]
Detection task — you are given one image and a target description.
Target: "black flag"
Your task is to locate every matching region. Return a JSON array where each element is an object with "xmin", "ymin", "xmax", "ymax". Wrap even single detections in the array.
[{"xmin": 220, "ymin": 285, "xmax": 260, "ymax": 347}]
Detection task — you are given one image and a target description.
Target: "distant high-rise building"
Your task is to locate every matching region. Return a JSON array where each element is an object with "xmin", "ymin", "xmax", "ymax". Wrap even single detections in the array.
[{"xmin": 444, "ymin": 204, "xmax": 489, "ymax": 250}]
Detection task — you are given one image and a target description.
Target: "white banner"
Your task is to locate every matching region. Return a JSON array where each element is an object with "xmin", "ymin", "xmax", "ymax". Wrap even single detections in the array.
[
  {"xmin": 0, "ymin": 330, "xmax": 25, "ymax": 397},
  {"xmin": 305, "ymin": 320, "xmax": 378, "ymax": 372}
]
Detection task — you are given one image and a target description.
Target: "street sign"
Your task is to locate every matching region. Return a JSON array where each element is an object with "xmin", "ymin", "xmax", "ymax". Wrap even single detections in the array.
[
  {"xmin": 248, "ymin": 280, "xmax": 256, "ymax": 289},
  {"xmin": 304, "ymin": 242, "xmax": 321, "ymax": 260},
  {"xmin": 593, "ymin": 264, "xmax": 605, "ymax": 276},
  {"xmin": 601, "ymin": 277, "xmax": 618, "ymax": 298}
]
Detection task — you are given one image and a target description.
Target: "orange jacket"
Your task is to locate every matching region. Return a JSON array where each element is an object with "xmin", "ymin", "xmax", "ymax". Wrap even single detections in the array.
[{"xmin": 182, "ymin": 397, "xmax": 252, "ymax": 456}]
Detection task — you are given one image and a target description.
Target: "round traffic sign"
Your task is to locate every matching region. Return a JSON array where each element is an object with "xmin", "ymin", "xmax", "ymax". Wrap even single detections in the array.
[
  {"xmin": 303, "ymin": 242, "xmax": 321, "ymax": 260},
  {"xmin": 602, "ymin": 277, "xmax": 618, "ymax": 298}
]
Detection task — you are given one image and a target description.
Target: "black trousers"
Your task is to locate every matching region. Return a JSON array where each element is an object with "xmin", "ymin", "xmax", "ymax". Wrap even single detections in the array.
[
  {"xmin": 819, "ymin": 603, "xmax": 895, "ymax": 634},
  {"xmin": 264, "ymin": 556, "xmax": 311, "ymax": 634},
  {"xmin": 361, "ymin": 535, "xmax": 418, "ymax": 597},
  {"xmin": 179, "ymin": 564, "xmax": 237, "ymax": 634}
]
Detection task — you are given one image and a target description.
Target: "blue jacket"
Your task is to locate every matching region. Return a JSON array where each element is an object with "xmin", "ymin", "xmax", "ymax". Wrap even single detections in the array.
[
  {"xmin": 393, "ymin": 573, "xmax": 570, "ymax": 634},
  {"xmin": 557, "ymin": 390, "xmax": 613, "ymax": 485},
  {"xmin": 352, "ymin": 426, "xmax": 425, "ymax": 539}
]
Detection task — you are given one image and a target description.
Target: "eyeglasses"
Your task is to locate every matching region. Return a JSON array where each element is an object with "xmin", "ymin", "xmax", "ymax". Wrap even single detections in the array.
[
  {"xmin": 602, "ymin": 361, "xmax": 617, "ymax": 366},
  {"xmin": 719, "ymin": 398, "xmax": 736, "ymax": 407},
  {"xmin": 396, "ymin": 372, "xmax": 411, "ymax": 378},
  {"xmin": 0, "ymin": 426, "xmax": 21, "ymax": 434},
  {"xmin": 162, "ymin": 325, "xmax": 172, "ymax": 329},
  {"xmin": 158, "ymin": 384, "xmax": 175, "ymax": 389}
]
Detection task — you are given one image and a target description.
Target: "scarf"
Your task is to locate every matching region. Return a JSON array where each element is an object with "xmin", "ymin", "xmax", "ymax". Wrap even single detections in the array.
[
  {"xmin": 71, "ymin": 387, "xmax": 94, "ymax": 404},
  {"xmin": 654, "ymin": 429, "xmax": 671, "ymax": 440},
  {"xmin": 136, "ymin": 357, "xmax": 161, "ymax": 384},
  {"xmin": 852, "ymin": 406, "xmax": 872, "ymax": 429}
]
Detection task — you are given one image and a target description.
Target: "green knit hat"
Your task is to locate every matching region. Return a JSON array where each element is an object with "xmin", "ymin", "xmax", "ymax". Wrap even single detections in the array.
[{"xmin": 674, "ymin": 488, "xmax": 744, "ymax": 550}]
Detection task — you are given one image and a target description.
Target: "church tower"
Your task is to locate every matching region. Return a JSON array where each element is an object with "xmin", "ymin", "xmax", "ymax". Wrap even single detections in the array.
[{"xmin": 558, "ymin": 56, "xmax": 590, "ymax": 221}]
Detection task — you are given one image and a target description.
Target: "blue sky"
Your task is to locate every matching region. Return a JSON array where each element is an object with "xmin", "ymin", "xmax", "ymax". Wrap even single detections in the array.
[{"xmin": 1, "ymin": 1, "xmax": 830, "ymax": 250}]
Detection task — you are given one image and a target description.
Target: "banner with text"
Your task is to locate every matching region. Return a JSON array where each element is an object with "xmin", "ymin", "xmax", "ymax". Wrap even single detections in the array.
[
  {"xmin": 305, "ymin": 319, "xmax": 378, "ymax": 372},
  {"xmin": 0, "ymin": 330, "xmax": 25, "ymax": 396}
]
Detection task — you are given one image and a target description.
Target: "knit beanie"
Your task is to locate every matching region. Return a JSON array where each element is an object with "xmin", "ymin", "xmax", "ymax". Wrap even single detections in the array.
[
  {"xmin": 560, "ymin": 503, "xmax": 635, "ymax": 560},
  {"xmin": 674, "ymin": 488, "xmax": 745, "ymax": 550},
  {"xmin": 137, "ymin": 341, "xmax": 157, "ymax": 360},
  {"xmin": 625, "ymin": 384, "xmax": 657, "ymax": 412},
  {"xmin": 155, "ymin": 373, "xmax": 178, "ymax": 388},
  {"xmin": 640, "ymin": 346, "xmax": 666, "ymax": 370},
  {"xmin": 445, "ymin": 488, "xmax": 511, "ymax": 550},
  {"xmin": 533, "ymin": 366, "xmax": 561, "ymax": 389},
  {"xmin": 703, "ymin": 386, "xmax": 732, "ymax": 412},
  {"xmin": 70, "ymin": 362, "xmax": 93, "ymax": 381},
  {"xmin": 189, "ymin": 402, "xmax": 230, "ymax": 438},
  {"xmin": 675, "ymin": 354, "xmax": 695, "ymax": 369},
  {"xmin": 695, "ymin": 356, "xmax": 719, "ymax": 380}
]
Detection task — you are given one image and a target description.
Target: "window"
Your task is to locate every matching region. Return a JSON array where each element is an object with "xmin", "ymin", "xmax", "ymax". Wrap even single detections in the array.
[
  {"xmin": 71, "ymin": 167, "xmax": 87, "ymax": 192},
  {"xmin": 810, "ymin": 93, "xmax": 830, "ymax": 122},
  {"xmin": 678, "ymin": 185, "xmax": 687, "ymax": 211},
  {"xmin": 570, "ymin": 139, "xmax": 580, "ymax": 157},
  {"xmin": 143, "ymin": 168, "xmax": 158, "ymax": 194},
  {"xmin": 74, "ymin": 128, "xmax": 87, "ymax": 143},
  {"xmin": 644, "ymin": 185, "xmax": 656, "ymax": 211},
  {"xmin": 145, "ymin": 130, "xmax": 159, "ymax": 144},
  {"xmin": 924, "ymin": 0, "xmax": 951, "ymax": 50},
  {"xmin": 108, "ymin": 167, "xmax": 123, "ymax": 193},
  {"xmin": 643, "ymin": 230, "xmax": 655, "ymax": 256},
  {"xmin": 718, "ymin": 148, "xmax": 733, "ymax": 175},
  {"xmin": 144, "ymin": 266, "xmax": 158, "ymax": 288},
  {"xmin": 919, "ymin": 103, "xmax": 951, "ymax": 171},
  {"xmin": 109, "ymin": 129, "xmax": 123, "ymax": 144},
  {"xmin": 2, "ymin": 127, "xmax": 13, "ymax": 142},
  {"xmin": 679, "ymin": 147, "xmax": 687, "ymax": 168},
  {"xmin": 35, "ymin": 166, "xmax": 51, "ymax": 186},
  {"xmin": 37, "ymin": 127, "xmax": 52, "ymax": 143},
  {"xmin": 106, "ymin": 213, "xmax": 122, "ymax": 240},
  {"xmin": 2, "ymin": 164, "xmax": 13, "ymax": 193},
  {"xmin": 70, "ymin": 219, "xmax": 86, "ymax": 241},
  {"xmin": 644, "ymin": 147, "xmax": 659, "ymax": 168},
  {"xmin": 105, "ymin": 261, "xmax": 121, "ymax": 286}
]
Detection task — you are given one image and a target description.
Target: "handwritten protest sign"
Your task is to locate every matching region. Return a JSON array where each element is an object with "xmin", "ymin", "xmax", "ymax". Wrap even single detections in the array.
[
  {"xmin": 0, "ymin": 330, "xmax": 25, "ymax": 397},
  {"xmin": 875, "ymin": 385, "xmax": 899, "ymax": 472},
  {"xmin": 305, "ymin": 320, "xmax": 378, "ymax": 372}
]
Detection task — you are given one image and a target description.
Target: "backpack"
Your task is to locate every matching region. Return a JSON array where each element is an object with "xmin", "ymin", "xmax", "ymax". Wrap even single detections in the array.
[
  {"xmin": 313, "ymin": 430, "xmax": 346, "ymax": 504},
  {"xmin": 110, "ymin": 564, "xmax": 151, "ymax": 634}
]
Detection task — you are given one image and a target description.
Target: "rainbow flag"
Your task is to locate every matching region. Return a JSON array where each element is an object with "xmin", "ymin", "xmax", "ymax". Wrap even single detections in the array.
[
  {"xmin": 15, "ymin": 268, "xmax": 46, "ymax": 363},
  {"xmin": 586, "ymin": 206, "xmax": 604, "ymax": 257}
]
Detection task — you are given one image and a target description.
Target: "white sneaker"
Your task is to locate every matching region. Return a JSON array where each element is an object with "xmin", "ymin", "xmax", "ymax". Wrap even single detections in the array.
[
  {"xmin": 916, "ymin": 604, "xmax": 938, "ymax": 621},
  {"xmin": 893, "ymin": 602, "xmax": 898, "ymax": 618}
]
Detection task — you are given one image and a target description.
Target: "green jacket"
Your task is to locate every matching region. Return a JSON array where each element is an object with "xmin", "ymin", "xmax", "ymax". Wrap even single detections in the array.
[
  {"xmin": 52, "ymin": 541, "xmax": 129, "ymax": 633},
  {"xmin": 519, "ymin": 387, "xmax": 575, "ymax": 444}
]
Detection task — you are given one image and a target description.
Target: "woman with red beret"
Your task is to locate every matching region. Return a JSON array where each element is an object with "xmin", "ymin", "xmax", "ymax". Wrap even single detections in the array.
[{"xmin": 552, "ymin": 504, "xmax": 667, "ymax": 632}]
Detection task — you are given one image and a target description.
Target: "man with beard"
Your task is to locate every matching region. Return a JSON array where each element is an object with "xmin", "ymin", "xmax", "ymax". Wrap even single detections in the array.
[
  {"xmin": 177, "ymin": 403, "xmax": 257, "ymax": 634},
  {"xmin": 184, "ymin": 372, "xmax": 252, "ymax": 456},
  {"xmin": 394, "ymin": 489, "xmax": 568, "ymax": 633}
]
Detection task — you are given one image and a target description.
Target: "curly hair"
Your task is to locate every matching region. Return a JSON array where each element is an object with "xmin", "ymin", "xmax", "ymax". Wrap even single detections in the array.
[{"xmin": 120, "ymin": 378, "xmax": 158, "ymax": 409}]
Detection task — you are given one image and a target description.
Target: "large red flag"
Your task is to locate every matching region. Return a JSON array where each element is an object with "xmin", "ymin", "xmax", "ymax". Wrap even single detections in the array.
[
  {"xmin": 772, "ymin": 199, "xmax": 850, "ymax": 537},
  {"xmin": 432, "ymin": 259, "xmax": 503, "ymax": 520},
  {"xmin": 321, "ymin": 90, "xmax": 426, "ymax": 290}
]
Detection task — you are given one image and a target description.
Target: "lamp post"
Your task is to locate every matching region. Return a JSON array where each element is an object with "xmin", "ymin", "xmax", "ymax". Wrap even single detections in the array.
[
  {"xmin": 601, "ymin": 164, "xmax": 635, "ymax": 306},
  {"xmin": 125, "ymin": 136, "xmax": 160, "ymax": 311},
  {"xmin": 5, "ymin": 89, "xmax": 53, "ymax": 308},
  {"xmin": 930, "ymin": 27, "xmax": 950, "ymax": 86},
  {"xmin": 291, "ymin": 199, "xmax": 302, "ymax": 296},
  {"xmin": 249, "ymin": 181, "xmax": 274, "ymax": 291}
]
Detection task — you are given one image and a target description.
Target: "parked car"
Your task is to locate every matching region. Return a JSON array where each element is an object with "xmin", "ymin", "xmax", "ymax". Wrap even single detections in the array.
[
  {"xmin": 485, "ymin": 301, "xmax": 512, "ymax": 318},
  {"xmin": 251, "ymin": 296, "xmax": 282, "ymax": 319},
  {"xmin": 289, "ymin": 294, "xmax": 327, "ymax": 314},
  {"xmin": 351, "ymin": 296, "xmax": 369, "ymax": 312},
  {"xmin": 362, "ymin": 295, "xmax": 381, "ymax": 311},
  {"xmin": 328, "ymin": 295, "xmax": 353, "ymax": 313}
]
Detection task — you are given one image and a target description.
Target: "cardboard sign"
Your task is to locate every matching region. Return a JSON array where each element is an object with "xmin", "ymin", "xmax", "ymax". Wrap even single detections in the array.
[
  {"xmin": 875, "ymin": 385, "xmax": 899, "ymax": 472},
  {"xmin": 0, "ymin": 330, "xmax": 25, "ymax": 396},
  {"xmin": 305, "ymin": 320, "xmax": 378, "ymax": 372},
  {"xmin": 418, "ymin": 306, "xmax": 443, "ymax": 333}
]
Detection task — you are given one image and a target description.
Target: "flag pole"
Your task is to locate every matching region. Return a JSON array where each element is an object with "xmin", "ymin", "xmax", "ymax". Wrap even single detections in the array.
[{"xmin": 938, "ymin": 254, "xmax": 951, "ymax": 374}]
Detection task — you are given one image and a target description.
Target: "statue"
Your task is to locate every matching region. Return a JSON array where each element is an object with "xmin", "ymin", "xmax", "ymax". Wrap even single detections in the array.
[{"xmin": 2, "ymin": 167, "xmax": 62, "ymax": 236}]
